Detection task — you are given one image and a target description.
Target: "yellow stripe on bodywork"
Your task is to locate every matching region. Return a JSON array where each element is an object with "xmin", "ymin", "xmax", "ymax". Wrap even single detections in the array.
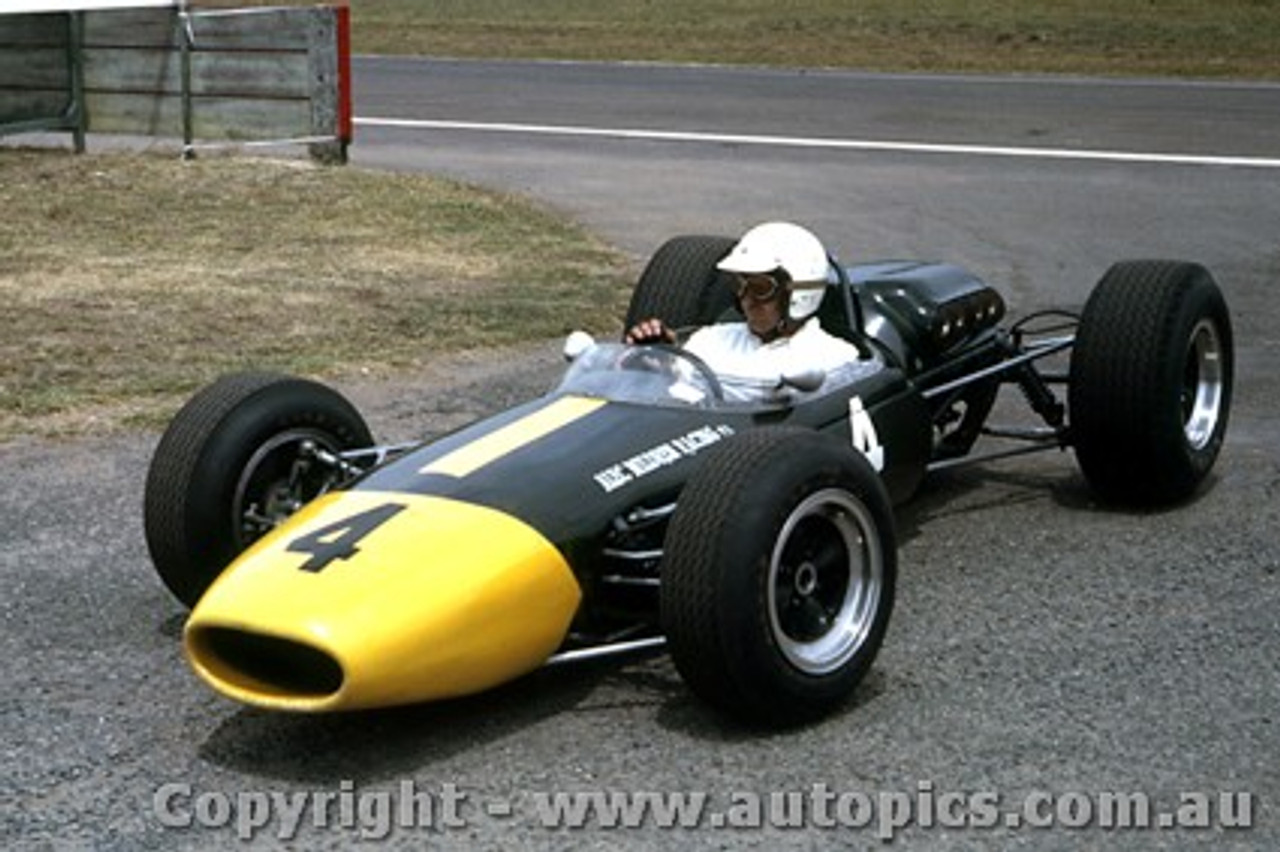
[{"xmin": 420, "ymin": 395, "xmax": 605, "ymax": 478}]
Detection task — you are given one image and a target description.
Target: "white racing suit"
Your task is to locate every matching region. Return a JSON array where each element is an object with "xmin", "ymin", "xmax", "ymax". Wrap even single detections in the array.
[{"xmin": 683, "ymin": 319, "xmax": 873, "ymax": 403}]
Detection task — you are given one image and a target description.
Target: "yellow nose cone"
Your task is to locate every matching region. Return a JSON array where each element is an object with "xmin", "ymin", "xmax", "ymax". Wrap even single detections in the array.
[{"xmin": 184, "ymin": 491, "xmax": 582, "ymax": 711}]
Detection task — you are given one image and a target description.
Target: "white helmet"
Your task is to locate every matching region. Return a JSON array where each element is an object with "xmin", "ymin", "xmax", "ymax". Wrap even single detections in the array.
[{"xmin": 716, "ymin": 222, "xmax": 831, "ymax": 321}]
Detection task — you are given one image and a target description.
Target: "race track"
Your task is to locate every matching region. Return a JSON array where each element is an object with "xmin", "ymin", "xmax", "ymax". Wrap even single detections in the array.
[{"xmin": 3, "ymin": 58, "xmax": 1278, "ymax": 849}]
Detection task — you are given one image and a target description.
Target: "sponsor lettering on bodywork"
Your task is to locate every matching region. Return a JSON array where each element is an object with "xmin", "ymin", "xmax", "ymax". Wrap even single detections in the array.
[{"xmin": 592, "ymin": 424, "xmax": 735, "ymax": 493}]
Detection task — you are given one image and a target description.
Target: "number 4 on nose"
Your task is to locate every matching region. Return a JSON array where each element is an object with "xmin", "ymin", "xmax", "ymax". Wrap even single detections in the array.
[{"xmin": 288, "ymin": 502, "xmax": 408, "ymax": 573}]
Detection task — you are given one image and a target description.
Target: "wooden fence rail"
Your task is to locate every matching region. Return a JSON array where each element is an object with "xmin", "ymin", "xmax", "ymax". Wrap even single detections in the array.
[{"xmin": 0, "ymin": 4, "xmax": 352, "ymax": 162}]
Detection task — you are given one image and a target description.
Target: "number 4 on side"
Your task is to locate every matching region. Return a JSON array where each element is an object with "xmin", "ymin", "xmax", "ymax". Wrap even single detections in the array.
[{"xmin": 848, "ymin": 396, "xmax": 885, "ymax": 472}]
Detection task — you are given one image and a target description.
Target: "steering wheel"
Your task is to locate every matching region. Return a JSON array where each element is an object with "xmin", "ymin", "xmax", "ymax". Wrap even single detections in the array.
[{"xmin": 623, "ymin": 343, "xmax": 725, "ymax": 402}]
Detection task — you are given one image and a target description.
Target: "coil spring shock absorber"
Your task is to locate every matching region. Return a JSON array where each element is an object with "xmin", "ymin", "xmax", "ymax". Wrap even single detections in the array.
[{"xmin": 1009, "ymin": 330, "xmax": 1066, "ymax": 433}]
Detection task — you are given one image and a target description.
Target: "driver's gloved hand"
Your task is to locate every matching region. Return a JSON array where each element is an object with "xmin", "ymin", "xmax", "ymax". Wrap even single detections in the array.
[{"xmin": 624, "ymin": 318, "xmax": 677, "ymax": 345}]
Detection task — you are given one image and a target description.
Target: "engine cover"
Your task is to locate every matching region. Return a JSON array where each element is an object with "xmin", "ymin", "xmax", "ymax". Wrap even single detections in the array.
[{"xmin": 850, "ymin": 261, "xmax": 1006, "ymax": 371}]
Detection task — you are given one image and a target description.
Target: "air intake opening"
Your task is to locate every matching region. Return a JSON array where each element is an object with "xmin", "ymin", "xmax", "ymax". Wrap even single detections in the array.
[{"xmin": 190, "ymin": 627, "xmax": 343, "ymax": 698}]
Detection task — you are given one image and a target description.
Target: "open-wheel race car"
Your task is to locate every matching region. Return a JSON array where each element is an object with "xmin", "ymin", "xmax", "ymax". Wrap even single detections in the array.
[{"xmin": 144, "ymin": 234, "xmax": 1233, "ymax": 726}]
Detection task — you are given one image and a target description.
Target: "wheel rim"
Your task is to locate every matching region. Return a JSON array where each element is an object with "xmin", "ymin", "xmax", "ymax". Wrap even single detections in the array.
[
  {"xmin": 767, "ymin": 488, "xmax": 884, "ymax": 675},
  {"xmin": 1182, "ymin": 318, "xmax": 1225, "ymax": 451},
  {"xmin": 231, "ymin": 428, "xmax": 341, "ymax": 548}
]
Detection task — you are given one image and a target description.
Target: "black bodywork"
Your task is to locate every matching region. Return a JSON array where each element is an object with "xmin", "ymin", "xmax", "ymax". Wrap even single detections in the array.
[
  {"xmin": 352, "ymin": 259, "xmax": 1035, "ymax": 648},
  {"xmin": 145, "ymin": 234, "xmax": 1231, "ymax": 720}
]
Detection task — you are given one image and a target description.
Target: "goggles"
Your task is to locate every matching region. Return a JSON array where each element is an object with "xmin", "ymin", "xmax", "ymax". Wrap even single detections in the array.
[{"xmin": 733, "ymin": 273, "xmax": 783, "ymax": 302}]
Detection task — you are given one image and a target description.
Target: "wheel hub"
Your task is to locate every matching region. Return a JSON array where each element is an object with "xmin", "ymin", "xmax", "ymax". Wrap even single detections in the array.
[
  {"xmin": 767, "ymin": 489, "xmax": 884, "ymax": 675},
  {"xmin": 1182, "ymin": 318, "xmax": 1224, "ymax": 451},
  {"xmin": 233, "ymin": 429, "xmax": 341, "ymax": 546},
  {"xmin": 793, "ymin": 562, "xmax": 819, "ymax": 597}
]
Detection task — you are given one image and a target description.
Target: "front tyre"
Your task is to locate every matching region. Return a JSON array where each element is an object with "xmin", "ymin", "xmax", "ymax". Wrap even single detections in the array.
[
  {"xmin": 660, "ymin": 428, "xmax": 896, "ymax": 726},
  {"xmin": 144, "ymin": 372, "xmax": 373, "ymax": 608},
  {"xmin": 1068, "ymin": 260, "xmax": 1233, "ymax": 506}
]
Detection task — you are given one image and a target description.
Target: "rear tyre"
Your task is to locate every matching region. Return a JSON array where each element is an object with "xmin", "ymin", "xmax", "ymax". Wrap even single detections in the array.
[
  {"xmin": 1068, "ymin": 260, "xmax": 1232, "ymax": 506},
  {"xmin": 660, "ymin": 428, "xmax": 896, "ymax": 726},
  {"xmin": 144, "ymin": 372, "xmax": 372, "ymax": 608},
  {"xmin": 624, "ymin": 235, "xmax": 737, "ymax": 333}
]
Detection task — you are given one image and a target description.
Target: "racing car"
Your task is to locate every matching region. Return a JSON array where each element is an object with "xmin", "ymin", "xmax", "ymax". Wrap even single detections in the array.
[{"xmin": 143, "ymin": 235, "xmax": 1233, "ymax": 726}]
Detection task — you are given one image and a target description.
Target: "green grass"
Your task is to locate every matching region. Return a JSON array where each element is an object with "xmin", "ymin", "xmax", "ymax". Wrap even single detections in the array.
[
  {"xmin": 192, "ymin": 0, "xmax": 1280, "ymax": 78},
  {"xmin": 341, "ymin": 0, "xmax": 1279, "ymax": 78},
  {"xmin": 0, "ymin": 150, "xmax": 632, "ymax": 441},
  {"xmin": 6, "ymin": 1, "xmax": 1275, "ymax": 441}
]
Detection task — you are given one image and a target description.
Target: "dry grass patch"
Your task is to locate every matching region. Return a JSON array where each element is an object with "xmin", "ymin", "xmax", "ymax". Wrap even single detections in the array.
[{"xmin": 0, "ymin": 149, "xmax": 633, "ymax": 441}]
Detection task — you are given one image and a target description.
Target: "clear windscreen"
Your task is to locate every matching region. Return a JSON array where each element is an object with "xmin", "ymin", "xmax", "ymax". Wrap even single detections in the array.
[
  {"xmin": 556, "ymin": 340, "xmax": 880, "ymax": 407},
  {"xmin": 555, "ymin": 343, "xmax": 721, "ymax": 407}
]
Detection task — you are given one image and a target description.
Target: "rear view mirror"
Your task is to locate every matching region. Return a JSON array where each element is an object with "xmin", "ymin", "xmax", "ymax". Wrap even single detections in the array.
[{"xmin": 563, "ymin": 330, "xmax": 596, "ymax": 361}]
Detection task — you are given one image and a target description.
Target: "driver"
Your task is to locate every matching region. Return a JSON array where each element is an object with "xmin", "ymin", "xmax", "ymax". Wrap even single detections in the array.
[{"xmin": 624, "ymin": 221, "xmax": 866, "ymax": 401}]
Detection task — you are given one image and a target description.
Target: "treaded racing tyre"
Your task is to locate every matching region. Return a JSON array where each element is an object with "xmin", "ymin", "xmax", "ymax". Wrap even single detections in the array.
[
  {"xmin": 1068, "ymin": 260, "xmax": 1233, "ymax": 506},
  {"xmin": 144, "ymin": 372, "xmax": 373, "ymax": 608},
  {"xmin": 660, "ymin": 427, "xmax": 896, "ymax": 726},
  {"xmin": 623, "ymin": 235, "xmax": 737, "ymax": 332}
]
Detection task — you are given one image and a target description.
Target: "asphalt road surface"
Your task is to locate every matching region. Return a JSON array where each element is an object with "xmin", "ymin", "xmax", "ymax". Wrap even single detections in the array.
[{"xmin": 3, "ymin": 58, "xmax": 1279, "ymax": 849}]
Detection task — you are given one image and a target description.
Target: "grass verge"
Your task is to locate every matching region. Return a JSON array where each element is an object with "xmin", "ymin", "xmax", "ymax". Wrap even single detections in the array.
[
  {"xmin": 198, "ymin": 0, "xmax": 1279, "ymax": 79},
  {"xmin": 7, "ymin": 3, "xmax": 1274, "ymax": 440},
  {"xmin": 0, "ymin": 149, "xmax": 632, "ymax": 442}
]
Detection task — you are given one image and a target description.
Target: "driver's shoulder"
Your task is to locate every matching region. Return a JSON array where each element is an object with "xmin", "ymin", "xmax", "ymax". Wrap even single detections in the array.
[
  {"xmin": 687, "ymin": 321, "xmax": 752, "ymax": 350},
  {"xmin": 794, "ymin": 319, "xmax": 861, "ymax": 353}
]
